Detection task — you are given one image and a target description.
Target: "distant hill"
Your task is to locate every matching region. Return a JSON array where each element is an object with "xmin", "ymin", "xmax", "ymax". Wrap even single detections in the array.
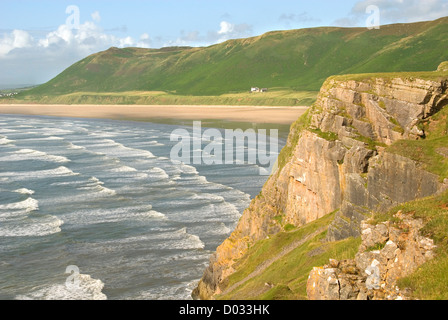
[{"xmin": 22, "ymin": 17, "xmax": 448, "ymax": 99}]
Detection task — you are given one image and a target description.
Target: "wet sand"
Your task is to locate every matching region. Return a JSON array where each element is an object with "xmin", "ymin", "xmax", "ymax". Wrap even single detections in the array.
[{"xmin": 0, "ymin": 104, "xmax": 308, "ymax": 125}]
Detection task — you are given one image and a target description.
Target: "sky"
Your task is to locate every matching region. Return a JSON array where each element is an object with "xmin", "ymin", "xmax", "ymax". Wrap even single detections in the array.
[{"xmin": 1, "ymin": 0, "xmax": 448, "ymax": 87}]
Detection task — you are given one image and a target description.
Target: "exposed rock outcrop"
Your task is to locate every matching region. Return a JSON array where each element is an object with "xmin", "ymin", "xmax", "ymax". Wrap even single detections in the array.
[
  {"xmin": 193, "ymin": 67, "xmax": 448, "ymax": 300},
  {"xmin": 306, "ymin": 210, "xmax": 436, "ymax": 300}
]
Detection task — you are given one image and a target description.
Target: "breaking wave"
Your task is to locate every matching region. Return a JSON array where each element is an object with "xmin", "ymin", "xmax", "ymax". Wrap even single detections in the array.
[{"xmin": 15, "ymin": 273, "xmax": 107, "ymax": 300}]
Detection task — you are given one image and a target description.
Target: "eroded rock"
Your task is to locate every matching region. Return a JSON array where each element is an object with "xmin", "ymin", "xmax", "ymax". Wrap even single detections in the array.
[{"xmin": 307, "ymin": 211, "xmax": 437, "ymax": 300}]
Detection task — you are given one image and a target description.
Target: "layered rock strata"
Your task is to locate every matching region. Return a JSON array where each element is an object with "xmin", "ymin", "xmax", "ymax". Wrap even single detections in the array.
[{"xmin": 193, "ymin": 72, "xmax": 448, "ymax": 300}]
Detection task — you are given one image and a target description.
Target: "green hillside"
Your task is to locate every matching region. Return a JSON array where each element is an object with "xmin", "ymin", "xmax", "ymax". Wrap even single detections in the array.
[{"xmin": 18, "ymin": 16, "xmax": 448, "ymax": 102}]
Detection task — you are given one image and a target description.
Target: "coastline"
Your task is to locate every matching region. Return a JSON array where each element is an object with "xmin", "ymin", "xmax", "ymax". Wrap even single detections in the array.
[{"xmin": 0, "ymin": 104, "xmax": 308, "ymax": 125}]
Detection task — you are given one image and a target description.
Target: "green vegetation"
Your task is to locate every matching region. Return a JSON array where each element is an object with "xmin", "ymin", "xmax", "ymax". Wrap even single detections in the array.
[
  {"xmin": 387, "ymin": 137, "xmax": 448, "ymax": 181},
  {"xmin": 309, "ymin": 128, "xmax": 339, "ymax": 141},
  {"xmin": 370, "ymin": 190, "xmax": 448, "ymax": 300},
  {"xmin": 13, "ymin": 17, "xmax": 448, "ymax": 104},
  {"xmin": 353, "ymin": 134, "xmax": 387, "ymax": 151},
  {"xmin": 275, "ymin": 108, "xmax": 312, "ymax": 172},
  {"xmin": 8, "ymin": 89, "xmax": 318, "ymax": 107},
  {"xmin": 389, "ymin": 117, "xmax": 405, "ymax": 134},
  {"xmin": 0, "ymin": 85, "xmax": 38, "ymax": 94},
  {"xmin": 216, "ymin": 212, "xmax": 361, "ymax": 300},
  {"xmin": 365, "ymin": 242, "xmax": 387, "ymax": 252},
  {"xmin": 387, "ymin": 103, "xmax": 448, "ymax": 181},
  {"xmin": 329, "ymin": 70, "xmax": 448, "ymax": 84},
  {"xmin": 284, "ymin": 224, "xmax": 297, "ymax": 232}
]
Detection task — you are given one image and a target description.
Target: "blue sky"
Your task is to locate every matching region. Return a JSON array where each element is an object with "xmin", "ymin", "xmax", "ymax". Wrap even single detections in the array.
[{"xmin": 1, "ymin": 0, "xmax": 448, "ymax": 86}]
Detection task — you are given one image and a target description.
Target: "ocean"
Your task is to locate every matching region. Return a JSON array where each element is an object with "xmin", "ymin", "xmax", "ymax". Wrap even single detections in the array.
[{"xmin": 0, "ymin": 115, "xmax": 285, "ymax": 300}]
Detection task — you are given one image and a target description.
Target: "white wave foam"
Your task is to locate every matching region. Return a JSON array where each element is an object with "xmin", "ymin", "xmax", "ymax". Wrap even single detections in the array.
[
  {"xmin": 88, "ymin": 177, "xmax": 101, "ymax": 183},
  {"xmin": 62, "ymin": 206, "xmax": 167, "ymax": 225},
  {"xmin": 111, "ymin": 165, "xmax": 138, "ymax": 173},
  {"xmin": 0, "ymin": 149, "xmax": 70, "ymax": 163},
  {"xmin": 79, "ymin": 184, "xmax": 116, "ymax": 196},
  {"xmin": 155, "ymin": 228, "xmax": 205, "ymax": 250},
  {"xmin": 0, "ymin": 197, "xmax": 39, "ymax": 212},
  {"xmin": 0, "ymin": 137, "xmax": 14, "ymax": 145},
  {"xmin": 0, "ymin": 216, "xmax": 63, "ymax": 237},
  {"xmin": 0, "ymin": 128, "xmax": 17, "ymax": 133},
  {"xmin": 14, "ymin": 188, "xmax": 35, "ymax": 195},
  {"xmin": 91, "ymin": 227, "xmax": 203, "ymax": 251},
  {"xmin": 131, "ymin": 279, "xmax": 198, "ymax": 300},
  {"xmin": 41, "ymin": 128, "xmax": 73, "ymax": 136},
  {"xmin": 147, "ymin": 167, "xmax": 170, "ymax": 180},
  {"xmin": 180, "ymin": 163, "xmax": 198, "ymax": 174},
  {"xmin": 144, "ymin": 210, "xmax": 167, "ymax": 219},
  {"xmin": 88, "ymin": 132, "xmax": 117, "ymax": 138},
  {"xmin": 77, "ymin": 177, "xmax": 116, "ymax": 196},
  {"xmin": 19, "ymin": 136, "xmax": 64, "ymax": 142},
  {"xmin": 67, "ymin": 143, "xmax": 86, "ymax": 150},
  {"xmin": 16, "ymin": 273, "xmax": 107, "ymax": 300},
  {"xmin": 140, "ymin": 140, "xmax": 164, "ymax": 147},
  {"xmin": 0, "ymin": 166, "xmax": 79, "ymax": 180},
  {"xmin": 45, "ymin": 166, "xmax": 78, "ymax": 176},
  {"xmin": 193, "ymin": 222, "xmax": 232, "ymax": 237},
  {"xmin": 217, "ymin": 222, "xmax": 232, "ymax": 235},
  {"xmin": 49, "ymin": 180, "xmax": 85, "ymax": 187},
  {"xmin": 190, "ymin": 193, "xmax": 225, "ymax": 202},
  {"xmin": 97, "ymin": 139, "xmax": 156, "ymax": 159},
  {"xmin": 177, "ymin": 175, "xmax": 208, "ymax": 184}
]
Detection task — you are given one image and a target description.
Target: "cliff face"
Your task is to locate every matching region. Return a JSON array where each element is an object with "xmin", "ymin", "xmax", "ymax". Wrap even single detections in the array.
[{"xmin": 193, "ymin": 70, "xmax": 448, "ymax": 300}]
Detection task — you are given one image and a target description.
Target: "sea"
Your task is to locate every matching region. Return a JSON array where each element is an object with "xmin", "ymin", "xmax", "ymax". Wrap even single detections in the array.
[{"xmin": 0, "ymin": 114, "xmax": 286, "ymax": 300}]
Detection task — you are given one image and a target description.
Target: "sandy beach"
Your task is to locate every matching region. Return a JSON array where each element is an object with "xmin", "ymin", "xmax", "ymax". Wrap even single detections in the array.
[{"xmin": 0, "ymin": 104, "xmax": 308, "ymax": 125}]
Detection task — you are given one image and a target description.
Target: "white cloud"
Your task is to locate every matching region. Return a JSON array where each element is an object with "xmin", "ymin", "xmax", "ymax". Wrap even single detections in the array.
[
  {"xmin": 278, "ymin": 12, "xmax": 321, "ymax": 28},
  {"xmin": 214, "ymin": 21, "xmax": 253, "ymax": 42},
  {"xmin": 119, "ymin": 36, "xmax": 134, "ymax": 47},
  {"xmin": 335, "ymin": 0, "xmax": 448, "ymax": 27},
  {"xmin": 0, "ymin": 30, "xmax": 33, "ymax": 56},
  {"xmin": 353, "ymin": 0, "xmax": 448, "ymax": 22},
  {"xmin": 0, "ymin": 14, "xmax": 152, "ymax": 86},
  {"xmin": 137, "ymin": 33, "xmax": 151, "ymax": 48},
  {"xmin": 12, "ymin": 30, "xmax": 33, "ymax": 48},
  {"xmin": 165, "ymin": 21, "xmax": 253, "ymax": 48},
  {"xmin": 218, "ymin": 21, "xmax": 234, "ymax": 35},
  {"xmin": 91, "ymin": 11, "xmax": 101, "ymax": 23}
]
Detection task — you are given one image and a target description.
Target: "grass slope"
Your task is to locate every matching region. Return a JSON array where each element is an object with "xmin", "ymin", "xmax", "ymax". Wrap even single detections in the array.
[
  {"xmin": 18, "ymin": 17, "xmax": 448, "ymax": 102},
  {"xmin": 216, "ymin": 212, "xmax": 361, "ymax": 300},
  {"xmin": 10, "ymin": 89, "xmax": 318, "ymax": 106}
]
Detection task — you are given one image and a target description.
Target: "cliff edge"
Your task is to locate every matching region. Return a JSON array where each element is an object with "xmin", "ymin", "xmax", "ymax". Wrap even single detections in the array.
[{"xmin": 193, "ymin": 64, "xmax": 448, "ymax": 300}]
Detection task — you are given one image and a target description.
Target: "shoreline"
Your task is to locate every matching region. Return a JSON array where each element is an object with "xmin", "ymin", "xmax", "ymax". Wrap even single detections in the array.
[{"xmin": 0, "ymin": 104, "xmax": 308, "ymax": 125}]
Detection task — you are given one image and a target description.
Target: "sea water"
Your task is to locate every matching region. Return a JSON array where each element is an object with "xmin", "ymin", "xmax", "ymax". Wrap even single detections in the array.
[{"xmin": 0, "ymin": 115, "xmax": 285, "ymax": 300}]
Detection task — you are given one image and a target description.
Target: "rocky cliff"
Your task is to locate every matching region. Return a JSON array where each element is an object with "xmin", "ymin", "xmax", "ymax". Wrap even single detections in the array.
[
  {"xmin": 307, "ymin": 210, "xmax": 437, "ymax": 300},
  {"xmin": 193, "ymin": 65, "xmax": 448, "ymax": 300}
]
